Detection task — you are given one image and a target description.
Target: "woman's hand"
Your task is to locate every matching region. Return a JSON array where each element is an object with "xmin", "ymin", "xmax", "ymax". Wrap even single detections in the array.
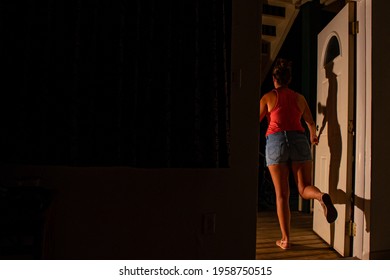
[{"xmin": 311, "ymin": 134, "xmax": 319, "ymax": 145}]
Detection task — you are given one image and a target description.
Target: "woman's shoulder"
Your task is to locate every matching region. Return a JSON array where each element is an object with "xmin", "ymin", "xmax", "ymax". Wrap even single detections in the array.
[
  {"xmin": 284, "ymin": 87, "xmax": 300, "ymax": 95},
  {"xmin": 262, "ymin": 89, "xmax": 277, "ymax": 99},
  {"xmin": 286, "ymin": 88, "xmax": 303, "ymax": 99},
  {"xmin": 293, "ymin": 91, "xmax": 305, "ymax": 101}
]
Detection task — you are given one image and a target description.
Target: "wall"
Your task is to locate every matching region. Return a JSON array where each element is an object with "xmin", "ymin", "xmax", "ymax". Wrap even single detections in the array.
[
  {"xmin": 0, "ymin": 0, "xmax": 261, "ymax": 260},
  {"xmin": 370, "ymin": 0, "xmax": 390, "ymax": 259}
]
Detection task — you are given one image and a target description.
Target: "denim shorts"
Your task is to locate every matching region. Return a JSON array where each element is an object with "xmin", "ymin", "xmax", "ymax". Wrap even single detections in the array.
[{"xmin": 265, "ymin": 131, "xmax": 312, "ymax": 166}]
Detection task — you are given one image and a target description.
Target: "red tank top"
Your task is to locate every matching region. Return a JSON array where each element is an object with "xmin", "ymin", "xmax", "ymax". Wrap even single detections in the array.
[{"xmin": 266, "ymin": 87, "xmax": 305, "ymax": 136}]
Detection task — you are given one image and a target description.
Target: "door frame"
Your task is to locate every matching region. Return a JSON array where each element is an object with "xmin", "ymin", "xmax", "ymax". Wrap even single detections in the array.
[{"xmin": 353, "ymin": 0, "xmax": 371, "ymax": 260}]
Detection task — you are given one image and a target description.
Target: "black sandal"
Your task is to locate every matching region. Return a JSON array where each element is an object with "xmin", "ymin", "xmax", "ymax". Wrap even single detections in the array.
[{"xmin": 321, "ymin": 193, "xmax": 338, "ymax": 223}]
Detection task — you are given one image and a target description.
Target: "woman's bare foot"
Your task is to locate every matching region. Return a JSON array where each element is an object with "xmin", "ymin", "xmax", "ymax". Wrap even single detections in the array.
[{"xmin": 276, "ymin": 239, "xmax": 290, "ymax": 250}]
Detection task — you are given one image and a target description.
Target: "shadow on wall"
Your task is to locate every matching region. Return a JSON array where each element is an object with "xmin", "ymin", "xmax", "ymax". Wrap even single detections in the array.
[{"xmin": 318, "ymin": 60, "xmax": 370, "ymax": 248}]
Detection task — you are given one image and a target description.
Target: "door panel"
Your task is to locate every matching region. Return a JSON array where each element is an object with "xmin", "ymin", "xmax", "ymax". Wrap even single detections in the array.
[{"xmin": 313, "ymin": 2, "xmax": 355, "ymax": 257}]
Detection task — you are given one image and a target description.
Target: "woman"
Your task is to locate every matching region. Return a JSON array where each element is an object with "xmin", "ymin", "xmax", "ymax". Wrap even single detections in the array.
[{"xmin": 259, "ymin": 58, "xmax": 337, "ymax": 250}]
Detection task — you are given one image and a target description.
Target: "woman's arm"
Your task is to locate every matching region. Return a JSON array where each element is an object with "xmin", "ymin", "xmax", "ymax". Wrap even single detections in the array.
[
  {"xmin": 259, "ymin": 95, "xmax": 268, "ymax": 122},
  {"xmin": 300, "ymin": 95, "xmax": 318, "ymax": 145}
]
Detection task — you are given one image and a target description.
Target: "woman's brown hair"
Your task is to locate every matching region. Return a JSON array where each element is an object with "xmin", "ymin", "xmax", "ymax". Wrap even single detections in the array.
[{"xmin": 272, "ymin": 58, "xmax": 292, "ymax": 86}]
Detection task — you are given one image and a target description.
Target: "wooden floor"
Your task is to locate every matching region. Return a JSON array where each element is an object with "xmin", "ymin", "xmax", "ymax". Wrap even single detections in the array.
[{"xmin": 256, "ymin": 211, "xmax": 343, "ymax": 260}]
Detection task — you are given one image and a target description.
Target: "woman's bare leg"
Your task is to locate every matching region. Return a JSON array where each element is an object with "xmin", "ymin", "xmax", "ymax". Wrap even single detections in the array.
[
  {"xmin": 291, "ymin": 161, "xmax": 322, "ymax": 200},
  {"xmin": 291, "ymin": 161, "xmax": 338, "ymax": 223},
  {"xmin": 268, "ymin": 163, "xmax": 290, "ymax": 246}
]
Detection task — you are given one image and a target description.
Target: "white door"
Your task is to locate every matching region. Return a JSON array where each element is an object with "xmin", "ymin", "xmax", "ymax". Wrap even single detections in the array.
[{"xmin": 313, "ymin": 2, "xmax": 355, "ymax": 257}]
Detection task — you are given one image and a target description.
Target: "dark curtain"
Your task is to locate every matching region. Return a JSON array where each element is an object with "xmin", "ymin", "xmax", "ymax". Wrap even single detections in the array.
[{"xmin": 0, "ymin": 0, "xmax": 231, "ymax": 168}]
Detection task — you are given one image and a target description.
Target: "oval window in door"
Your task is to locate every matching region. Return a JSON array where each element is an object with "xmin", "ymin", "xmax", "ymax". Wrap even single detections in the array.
[{"xmin": 324, "ymin": 35, "xmax": 340, "ymax": 66}]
